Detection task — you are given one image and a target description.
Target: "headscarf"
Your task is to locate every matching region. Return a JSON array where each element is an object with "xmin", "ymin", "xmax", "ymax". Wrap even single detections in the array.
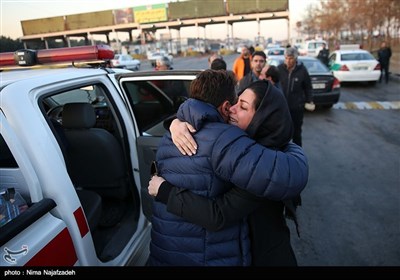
[
  {"xmin": 243, "ymin": 80, "xmax": 301, "ymax": 237},
  {"xmin": 244, "ymin": 80, "xmax": 293, "ymax": 149}
]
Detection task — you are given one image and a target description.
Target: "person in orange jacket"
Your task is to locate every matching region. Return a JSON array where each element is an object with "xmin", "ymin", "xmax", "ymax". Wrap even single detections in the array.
[{"xmin": 232, "ymin": 45, "xmax": 252, "ymax": 82}]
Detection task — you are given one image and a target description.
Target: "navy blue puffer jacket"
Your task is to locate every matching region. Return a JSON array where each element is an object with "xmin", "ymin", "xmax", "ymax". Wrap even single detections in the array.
[{"xmin": 149, "ymin": 99, "xmax": 308, "ymax": 266}]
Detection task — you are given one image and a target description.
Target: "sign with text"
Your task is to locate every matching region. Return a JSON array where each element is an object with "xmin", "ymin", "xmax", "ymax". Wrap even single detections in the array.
[{"xmin": 133, "ymin": 4, "xmax": 167, "ymax": 24}]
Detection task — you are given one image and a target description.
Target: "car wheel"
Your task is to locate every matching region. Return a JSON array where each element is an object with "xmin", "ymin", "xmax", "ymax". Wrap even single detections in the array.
[{"xmin": 322, "ymin": 104, "xmax": 333, "ymax": 109}]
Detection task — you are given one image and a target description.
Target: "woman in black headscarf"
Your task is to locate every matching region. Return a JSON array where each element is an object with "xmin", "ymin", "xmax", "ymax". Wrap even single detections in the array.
[{"xmin": 149, "ymin": 80, "xmax": 303, "ymax": 266}]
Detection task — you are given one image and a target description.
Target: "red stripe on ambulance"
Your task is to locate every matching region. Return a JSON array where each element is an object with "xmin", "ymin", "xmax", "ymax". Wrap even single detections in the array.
[
  {"xmin": 25, "ymin": 228, "xmax": 77, "ymax": 266},
  {"xmin": 74, "ymin": 207, "xmax": 89, "ymax": 238}
]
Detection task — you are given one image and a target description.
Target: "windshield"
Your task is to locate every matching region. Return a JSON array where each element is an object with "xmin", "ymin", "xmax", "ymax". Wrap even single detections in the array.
[{"xmin": 341, "ymin": 52, "xmax": 375, "ymax": 61}]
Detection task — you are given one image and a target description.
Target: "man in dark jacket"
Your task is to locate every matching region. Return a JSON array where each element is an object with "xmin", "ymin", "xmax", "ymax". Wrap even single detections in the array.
[
  {"xmin": 235, "ymin": 51, "xmax": 266, "ymax": 94},
  {"xmin": 278, "ymin": 47, "xmax": 313, "ymax": 146},
  {"xmin": 378, "ymin": 41, "xmax": 392, "ymax": 84},
  {"xmin": 148, "ymin": 70, "xmax": 309, "ymax": 266},
  {"xmin": 317, "ymin": 43, "xmax": 329, "ymax": 67}
]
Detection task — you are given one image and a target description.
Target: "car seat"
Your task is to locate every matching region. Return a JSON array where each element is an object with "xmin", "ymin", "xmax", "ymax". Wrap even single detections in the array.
[{"xmin": 62, "ymin": 103, "xmax": 129, "ymax": 201}]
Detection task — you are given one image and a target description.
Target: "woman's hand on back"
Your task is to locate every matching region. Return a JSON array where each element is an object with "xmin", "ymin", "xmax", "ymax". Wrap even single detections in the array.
[
  {"xmin": 148, "ymin": 175, "xmax": 166, "ymax": 196},
  {"xmin": 170, "ymin": 118, "xmax": 197, "ymax": 155}
]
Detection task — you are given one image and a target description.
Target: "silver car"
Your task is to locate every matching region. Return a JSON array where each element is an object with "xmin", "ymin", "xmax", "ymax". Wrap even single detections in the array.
[{"xmin": 110, "ymin": 54, "xmax": 141, "ymax": 71}]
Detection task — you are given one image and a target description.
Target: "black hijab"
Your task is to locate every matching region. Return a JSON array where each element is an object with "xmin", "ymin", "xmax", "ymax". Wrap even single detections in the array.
[
  {"xmin": 242, "ymin": 80, "xmax": 300, "ymax": 237},
  {"xmin": 244, "ymin": 80, "xmax": 293, "ymax": 149}
]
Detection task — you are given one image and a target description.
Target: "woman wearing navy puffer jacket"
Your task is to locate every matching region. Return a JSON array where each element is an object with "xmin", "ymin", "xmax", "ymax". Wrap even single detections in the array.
[{"xmin": 148, "ymin": 70, "xmax": 308, "ymax": 266}]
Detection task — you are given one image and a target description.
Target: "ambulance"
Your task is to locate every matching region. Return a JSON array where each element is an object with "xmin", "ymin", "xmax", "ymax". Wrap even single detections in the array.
[{"xmin": 0, "ymin": 45, "xmax": 198, "ymax": 266}]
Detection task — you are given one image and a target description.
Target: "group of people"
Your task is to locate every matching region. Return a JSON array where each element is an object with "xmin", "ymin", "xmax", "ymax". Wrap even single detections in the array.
[
  {"xmin": 146, "ymin": 41, "xmax": 392, "ymax": 266},
  {"xmin": 232, "ymin": 45, "xmax": 314, "ymax": 147}
]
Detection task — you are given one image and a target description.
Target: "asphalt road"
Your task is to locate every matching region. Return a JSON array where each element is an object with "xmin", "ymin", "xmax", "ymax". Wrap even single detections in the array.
[{"xmin": 143, "ymin": 54, "xmax": 400, "ymax": 266}]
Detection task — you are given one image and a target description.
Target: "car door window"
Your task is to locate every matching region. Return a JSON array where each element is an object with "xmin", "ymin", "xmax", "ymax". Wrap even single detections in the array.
[{"xmin": 122, "ymin": 79, "xmax": 190, "ymax": 135}]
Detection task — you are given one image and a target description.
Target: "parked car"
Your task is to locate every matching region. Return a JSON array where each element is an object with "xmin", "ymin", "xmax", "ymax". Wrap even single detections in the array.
[
  {"xmin": 110, "ymin": 54, "xmax": 140, "ymax": 70},
  {"xmin": 147, "ymin": 50, "xmax": 173, "ymax": 67},
  {"xmin": 264, "ymin": 47, "xmax": 285, "ymax": 57},
  {"xmin": 328, "ymin": 49, "xmax": 381, "ymax": 84},
  {"xmin": 0, "ymin": 45, "xmax": 196, "ymax": 266},
  {"xmin": 298, "ymin": 40, "xmax": 328, "ymax": 57},
  {"xmin": 267, "ymin": 55, "xmax": 340, "ymax": 108}
]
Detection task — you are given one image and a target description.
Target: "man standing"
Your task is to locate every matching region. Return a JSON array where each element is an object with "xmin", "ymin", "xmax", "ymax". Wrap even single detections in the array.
[
  {"xmin": 232, "ymin": 45, "xmax": 252, "ymax": 82},
  {"xmin": 208, "ymin": 53, "xmax": 223, "ymax": 68},
  {"xmin": 155, "ymin": 56, "xmax": 173, "ymax": 70},
  {"xmin": 317, "ymin": 43, "xmax": 329, "ymax": 67},
  {"xmin": 235, "ymin": 51, "xmax": 266, "ymax": 94},
  {"xmin": 378, "ymin": 41, "xmax": 392, "ymax": 84},
  {"xmin": 210, "ymin": 58, "xmax": 227, "ymax": 70},
  {"xmin": 278, "ymin": 47, "xmax": 313, "ymax": 147}
]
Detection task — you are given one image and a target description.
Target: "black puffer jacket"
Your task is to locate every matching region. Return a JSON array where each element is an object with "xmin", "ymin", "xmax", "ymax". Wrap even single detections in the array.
[{"xmin": 278, "ymin": 62, "xmax": 313, "ymax": 109}]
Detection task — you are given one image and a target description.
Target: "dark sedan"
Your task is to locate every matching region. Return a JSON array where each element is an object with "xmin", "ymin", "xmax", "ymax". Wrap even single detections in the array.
[{"xmin": 267, "ymin": 56, "xmax": 341, "ymax": 108}]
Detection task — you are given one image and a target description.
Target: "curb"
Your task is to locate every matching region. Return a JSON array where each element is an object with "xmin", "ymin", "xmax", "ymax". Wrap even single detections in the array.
[{"xmin": 390, "ymin": 73, "xmax": 400, "ymax": 83}]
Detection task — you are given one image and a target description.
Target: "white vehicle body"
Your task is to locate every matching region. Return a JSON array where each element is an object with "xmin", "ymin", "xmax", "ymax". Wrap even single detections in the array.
[
  {"xmin": 328, "ymin": 49, "xmax": 381, "ymax": 83},
  {"xmin": 147, "ymin": 50, "xmax": 173, "ymax": 67},
  {"xmin": 0, "ymin": 46, "xmax": 198, "ymax": 266},
  {"xmin": 299, "ymin": 40, "xmax": 328, "ymax": 57},
  {"xmin": 110, "ymin": 54, "xmax": 141, "ymax": 71}
]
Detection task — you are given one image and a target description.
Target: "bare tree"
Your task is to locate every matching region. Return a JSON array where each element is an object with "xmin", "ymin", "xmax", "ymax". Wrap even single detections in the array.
[{"xmin": 298, "ymin": 0, "xmax": 399, "ymax": 49}]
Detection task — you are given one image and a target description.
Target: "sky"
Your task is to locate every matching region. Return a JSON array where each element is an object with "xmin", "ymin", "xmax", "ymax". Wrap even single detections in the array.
[{"xmin": 0, "ymin": 0, "xmax": 320, "ymax": 42}]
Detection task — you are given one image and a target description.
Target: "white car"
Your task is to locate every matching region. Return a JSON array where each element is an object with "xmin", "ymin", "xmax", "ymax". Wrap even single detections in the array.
[
  {"xmin": 110, "ymin": 54, "xmax": 140, "ymax": 70},
  {"xmin": 147, "ymin": 50, "xmax": 173, "ymax": 67},
  {"xmin": 0, "ymin": 45, "xmax": 196, "ymax": 266},
  {"xmin": 298, "ymin": 40, "xmax": 328, "ymax": 57},
  {"xmin": 328, "ymin": 49, "xmax": 381, "ymax": 84}
]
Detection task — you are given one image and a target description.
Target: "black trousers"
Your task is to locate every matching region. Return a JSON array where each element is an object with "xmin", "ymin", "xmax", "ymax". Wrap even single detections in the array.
[
  {"xmin": 380, "ymin": 63, "xmax": 390, "ymax": 83},
  {"xmin": 289, "ymin": 107, "xmax": 304, "ymax": 147}
]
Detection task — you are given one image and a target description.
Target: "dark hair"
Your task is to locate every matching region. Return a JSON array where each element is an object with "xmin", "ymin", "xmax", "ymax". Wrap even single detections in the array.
[
  {"xmin": 210, "ymin": 58, "xmax": 227, "ymax": 70},
  {"xmin": 265, "ymin": 65, "xmax": 280, "ymax": 84},
  {"xmin": 190, "ymin": 69, "xmax": 236, "ymax": 107},
  {"xmin": 252, "ymin": 51, "xmax": 266, "ymax": 60},
  {"xmin": 249, "ymin": 46, "xmax": 255, "ymax": 55},
  {"xmin": 208, "ymin": 53, "xmax": 223, "ymax": 63}
]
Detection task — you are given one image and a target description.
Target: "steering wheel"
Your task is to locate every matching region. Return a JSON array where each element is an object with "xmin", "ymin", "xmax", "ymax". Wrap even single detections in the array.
[{"xmin": 47, "ymin": 105, "xmax": 64, "ymax": 124}]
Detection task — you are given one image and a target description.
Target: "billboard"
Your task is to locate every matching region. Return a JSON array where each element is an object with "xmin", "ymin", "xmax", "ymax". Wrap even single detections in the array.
[
  {"xmin": 21, "ymin": 16, "xmax": 65, "ymax": 36},
  {"xmin": 169, "ymin": 0, "xmax": 226, "ymax": 20},
  {"xmin": 227, "ymin": 0, "xmax": 288, "ymax": 14},
  {"xmin": 133, "ymin": 4, "xmax": 168, "ymax": 24},
  {"xmin": 66, "ymin": 10, "xmax": 114, "ymax": 30}
]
